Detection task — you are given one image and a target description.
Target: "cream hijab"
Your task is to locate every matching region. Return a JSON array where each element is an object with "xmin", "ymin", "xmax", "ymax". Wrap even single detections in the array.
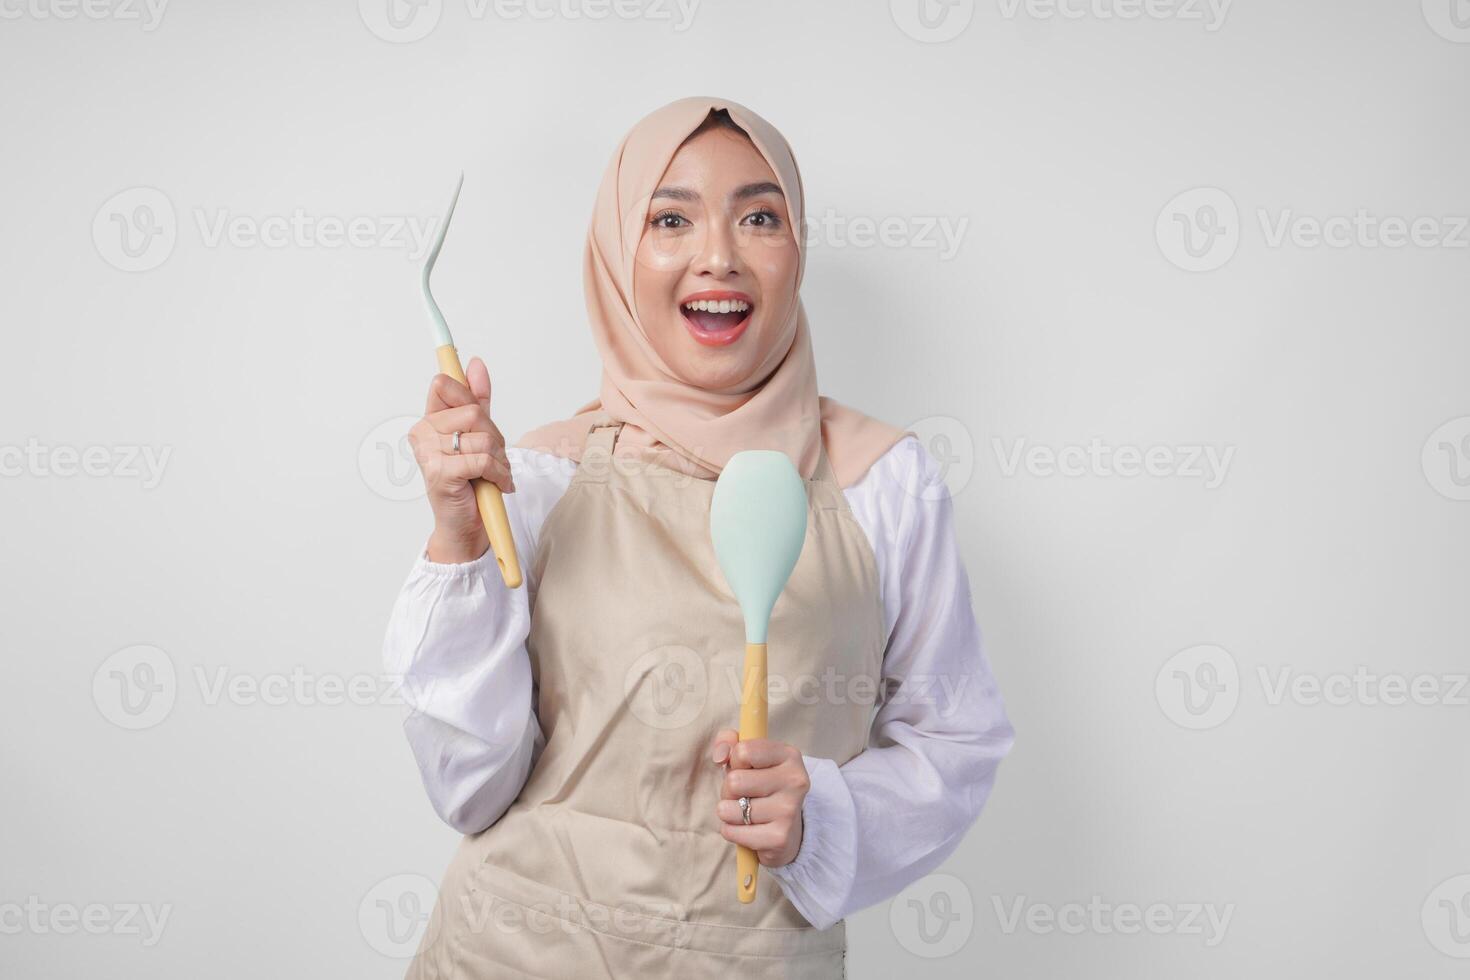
[{"xmin": 515, "ymin": 96, "xmax": 911, "ymax": 489}]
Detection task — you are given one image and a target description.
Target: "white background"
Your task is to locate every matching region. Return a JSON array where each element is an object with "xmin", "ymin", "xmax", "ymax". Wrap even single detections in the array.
[{"xmin": 2, "ymin": 0, "xmax": 1468, "ymax": 976}]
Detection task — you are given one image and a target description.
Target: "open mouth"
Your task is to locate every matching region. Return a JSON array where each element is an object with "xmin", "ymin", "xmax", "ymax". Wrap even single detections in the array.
[{"xmin": 679, "ymin": 292, "xmax": 753, "ymax": 347}]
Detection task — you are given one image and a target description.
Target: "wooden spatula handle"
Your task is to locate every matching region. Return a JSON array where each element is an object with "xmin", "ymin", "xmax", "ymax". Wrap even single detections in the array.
[{"xmin": 737, "ymin": 641, "xmax": 768, "ymax": 904}]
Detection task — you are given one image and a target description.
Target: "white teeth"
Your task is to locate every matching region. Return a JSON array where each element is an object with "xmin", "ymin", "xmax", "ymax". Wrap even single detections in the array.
[{"xmin": 683, "ymin": 299, "xmax": 750, "ymax": 313}]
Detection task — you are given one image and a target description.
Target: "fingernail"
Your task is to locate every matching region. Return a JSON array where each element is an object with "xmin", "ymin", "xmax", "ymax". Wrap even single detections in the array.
[{"xmin": 714, "ymin": 745, "xmax": 729, "ymax": 765}]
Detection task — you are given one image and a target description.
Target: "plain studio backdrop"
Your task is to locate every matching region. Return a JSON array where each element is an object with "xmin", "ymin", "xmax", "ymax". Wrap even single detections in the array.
[{"xmin": 2, "ymin": 1, "xmax": 1467, "ymax": 977}]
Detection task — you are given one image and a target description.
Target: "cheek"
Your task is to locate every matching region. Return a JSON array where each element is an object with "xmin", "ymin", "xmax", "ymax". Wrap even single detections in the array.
[{"xmin": 744, "ymin": 240, "xmax": 799, "ymax": 309}]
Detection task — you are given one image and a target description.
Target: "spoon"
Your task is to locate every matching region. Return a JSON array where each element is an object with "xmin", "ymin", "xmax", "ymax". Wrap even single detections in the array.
[
  {"xmin": 709, "ymin": 449, "xmax": 810, "ymax": 903},
  {"xmin": 421, "ymin": 173, "xmax": 522, "ymax": 589}
]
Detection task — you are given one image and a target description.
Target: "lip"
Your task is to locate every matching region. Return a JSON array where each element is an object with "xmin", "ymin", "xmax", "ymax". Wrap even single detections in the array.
[{"xmin": 678, "ymin": 290, "xmax": 754, "ymax": 348}]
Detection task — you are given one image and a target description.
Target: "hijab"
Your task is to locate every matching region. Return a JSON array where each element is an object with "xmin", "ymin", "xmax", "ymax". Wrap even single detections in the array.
[{"xmin": 514, "ymin": 96, "xmax": 912, "ymax": 489}]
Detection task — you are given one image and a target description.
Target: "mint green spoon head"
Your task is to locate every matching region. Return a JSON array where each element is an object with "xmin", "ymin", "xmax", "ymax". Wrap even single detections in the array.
[{"xmin": 710, "ymin": 450, "xmax": 810, "ymax": 644}]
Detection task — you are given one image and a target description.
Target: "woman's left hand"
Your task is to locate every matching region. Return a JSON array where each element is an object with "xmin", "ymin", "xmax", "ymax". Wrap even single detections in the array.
[{"xmin": 709, "ymin": 729, "xmax": 809, "ymax": 868}]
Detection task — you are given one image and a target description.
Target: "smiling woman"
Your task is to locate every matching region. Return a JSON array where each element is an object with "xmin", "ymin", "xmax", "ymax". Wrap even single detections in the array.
[
  {"xmin": 634, "ymin": 110, "xmax": 796, "ymax": 366},
  {"xmin": 383, "ymin": 96, "xmax": 1015, "ymax": 980}
]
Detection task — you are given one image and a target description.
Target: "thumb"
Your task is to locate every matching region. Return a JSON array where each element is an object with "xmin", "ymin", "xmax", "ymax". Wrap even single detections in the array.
[{"xmin": 465, "ymin": 356, "xmax": 492, "ymax": 413}]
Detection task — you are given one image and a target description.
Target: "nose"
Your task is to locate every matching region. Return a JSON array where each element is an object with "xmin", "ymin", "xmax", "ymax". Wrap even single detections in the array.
[{"xmin": 692, "ymin": 213, "xmax": 743, "ymax": 280}]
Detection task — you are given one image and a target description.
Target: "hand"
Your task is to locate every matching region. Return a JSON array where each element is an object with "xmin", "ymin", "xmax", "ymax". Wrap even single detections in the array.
[
  {"xmin": 709, "ymin": 729, "xmax": 810, "ymax": 868},
  {"xmin": 407, "ymin": 356, "xmax": 515, "ymax": 564}
]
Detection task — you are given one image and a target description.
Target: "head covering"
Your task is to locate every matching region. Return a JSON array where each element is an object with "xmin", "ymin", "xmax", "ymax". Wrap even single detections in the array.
[{"xmin": 514, "ymin": 95, "xmax": 911, "ymax": 488}]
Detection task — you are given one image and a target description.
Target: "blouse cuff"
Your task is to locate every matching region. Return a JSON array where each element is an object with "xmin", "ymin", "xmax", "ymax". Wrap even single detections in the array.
[
  {"xmin": 414, "ymin": 539, "xmax": 500, "ymax": 578},
  {"xmin": 765, "ymin": 754, "xmax": 857, "ymax": 932}
]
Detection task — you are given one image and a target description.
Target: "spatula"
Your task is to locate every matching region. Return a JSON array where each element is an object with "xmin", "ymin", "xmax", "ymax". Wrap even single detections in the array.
[
  {"xmin": 421, "ymin": 173, "xmax": 522, "ymax": 589},
  {"xmin": 709, "ymin": 449, "xmax": 810, "ymax": 904}
]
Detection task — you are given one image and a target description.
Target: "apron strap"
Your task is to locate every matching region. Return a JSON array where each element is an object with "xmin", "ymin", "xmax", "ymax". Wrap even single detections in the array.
[
  {"xmin": 571, "ymin": 421, "xmax": 622, "ymax": 486},
  {"xmin": 812, "ymin": 439, "xmax": 837, "ymax": 486}
]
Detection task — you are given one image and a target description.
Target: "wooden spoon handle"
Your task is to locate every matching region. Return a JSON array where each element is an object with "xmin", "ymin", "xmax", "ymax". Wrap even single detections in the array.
[{"xmin": 737, "ymin": 641, "xmax": 768, "ymax": 904}]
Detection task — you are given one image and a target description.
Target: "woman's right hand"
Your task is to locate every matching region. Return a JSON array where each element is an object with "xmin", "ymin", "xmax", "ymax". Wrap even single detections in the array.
[{"xmin": 408, "ymin": 355, "xmax": 516, "ymax": 564}]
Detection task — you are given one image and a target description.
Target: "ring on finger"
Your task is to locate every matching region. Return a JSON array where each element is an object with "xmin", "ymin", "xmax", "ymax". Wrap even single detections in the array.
[
  {"xmin": 450, "ymin": 431, "xmax": 462, "ymax": 454},
  {"xmin": 738, "ymin": 796, "xmax": 752, "ymax": 825}
]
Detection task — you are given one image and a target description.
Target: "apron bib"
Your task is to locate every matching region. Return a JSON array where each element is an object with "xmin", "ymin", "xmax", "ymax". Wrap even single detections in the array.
[{"xmin": 407, "ymin": 413, "xmax": 886, "ymax": 979}]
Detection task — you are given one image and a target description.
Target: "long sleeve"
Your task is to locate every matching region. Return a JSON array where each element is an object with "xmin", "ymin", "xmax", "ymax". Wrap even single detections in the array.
[
  {"xmin": 381, "ymin": 446, "xmax": 575, "ymax": 834},
  {"xmin": 766, "ymin": 436, "xmax": 1016, "ymax": 930}
]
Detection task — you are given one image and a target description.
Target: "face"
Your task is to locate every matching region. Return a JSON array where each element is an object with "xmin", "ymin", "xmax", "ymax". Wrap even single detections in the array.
[{"xmin": 632, "ymin": 126, "xmax": 800, "ymax": 392}]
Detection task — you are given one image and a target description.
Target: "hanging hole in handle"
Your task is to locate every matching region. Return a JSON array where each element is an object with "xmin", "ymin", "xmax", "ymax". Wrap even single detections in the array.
[{"xmin": 742, "ymin": 874, "xmax": 752, "ymax": 889}]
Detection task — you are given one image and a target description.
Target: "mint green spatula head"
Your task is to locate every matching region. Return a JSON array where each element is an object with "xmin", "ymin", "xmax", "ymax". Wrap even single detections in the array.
[{"xmin": 710, "ymin": 451, "xmax": 810, "ymax": 644}]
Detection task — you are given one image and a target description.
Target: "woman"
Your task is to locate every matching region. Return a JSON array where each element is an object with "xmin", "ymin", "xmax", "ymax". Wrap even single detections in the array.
[{"xmin": 382, "ymin": 96, "xmax": 1015, "ymax": 978}]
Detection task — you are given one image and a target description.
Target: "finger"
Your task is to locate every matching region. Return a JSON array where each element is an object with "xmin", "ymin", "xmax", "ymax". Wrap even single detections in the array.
[
  {"xmin": 709, "ymin": 729, "xmax": 740, "ymax": 766},
  {"xmin": 720, "ymin": 766, "xmax": 791, "ymax": 801},
  {"xmin": 719, "ymin": 823, "xmax": 786, "ymax": 854},
  {"xmin": 728, "ymin": 738, "xmax": 796, "ymax": 771},
  {"xmin": 426, "ymin": 372, "xmax": 477, "ymax": 415},
  {"xmin": 466, "ymin": 356, "xmax": 493, "ymax": 415},
  {"xmin": 440, "ymin": 432, "xmax": 515, "ymax": 491},
  {"xmin": 426, "ymin": 404, "xmax": 497, "ymax": 436},
  {"xmin": 715, "ymin": 795, "xmax": 795, "ymax": 826},
  {"xmin": 433, "ymin": 452, "xmax": 513, "ymax": 489}
]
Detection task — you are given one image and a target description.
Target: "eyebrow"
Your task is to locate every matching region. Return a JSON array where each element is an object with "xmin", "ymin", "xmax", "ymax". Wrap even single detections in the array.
[{"xmin": 651, "ymin": 181, "xmax": 785, "ymax": 204}]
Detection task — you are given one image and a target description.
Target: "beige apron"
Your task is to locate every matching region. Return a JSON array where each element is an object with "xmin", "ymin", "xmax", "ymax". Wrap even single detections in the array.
[{"xmin": 407, "ymin": 414, "xmax": 886, "ymax": 979}]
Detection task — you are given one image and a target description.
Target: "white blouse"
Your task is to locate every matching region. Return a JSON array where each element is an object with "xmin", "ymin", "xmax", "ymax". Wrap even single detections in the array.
[{"xmin": 382, "ymin": 435, "xmax": 1015, "ymax": 931}]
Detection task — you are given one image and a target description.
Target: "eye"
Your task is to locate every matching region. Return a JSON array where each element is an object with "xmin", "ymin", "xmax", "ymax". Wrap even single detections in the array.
[
  {"xmin": 650, "ymin": 209, "xmax": 689, "ymax": 229},
  {"xmin": 741, "ymin": 207, "xmax": 783, "ymax": 230}
]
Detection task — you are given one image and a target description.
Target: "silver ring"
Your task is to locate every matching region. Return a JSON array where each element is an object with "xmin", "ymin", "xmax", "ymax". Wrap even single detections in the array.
[
  {"xmin": 738, "ymin": 796, "xmax": 751, "ymax": 825},
  {"xmin": 450, "ymin": 431, "xmax": 462, "ymax": 454}
]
